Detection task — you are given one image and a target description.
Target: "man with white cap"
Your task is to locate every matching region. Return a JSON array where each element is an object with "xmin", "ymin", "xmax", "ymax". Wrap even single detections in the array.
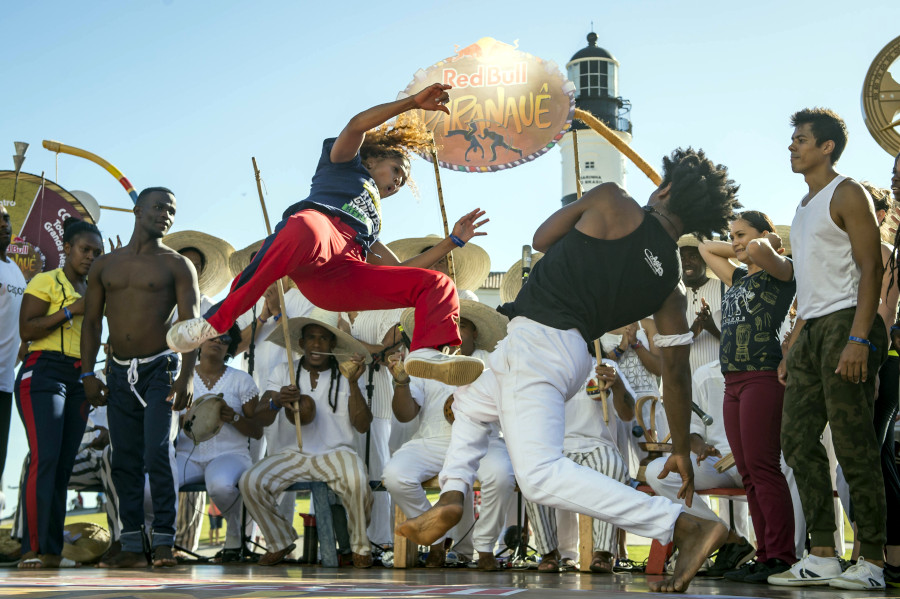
[
  {"xmin": 239, "ymin": 308, "xmax": 373, "ymax": 567},
  {"xmin": 383, "ymin": 300, "xmax": 514, "ymax": 571}
]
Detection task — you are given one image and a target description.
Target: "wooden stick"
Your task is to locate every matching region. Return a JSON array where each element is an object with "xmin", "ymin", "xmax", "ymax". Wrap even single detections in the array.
[
  {"xmin": 99, "ymin": 205, "xmax": 134, "ymax": 213},
  {"xmin": 574, "ymin": 108, "xmax": 662, "ymax": 186},
  {"xmin": 429, "ymin": 138, "xmax": 456, "ymax": 284},
  {"xmin": 252, "ymin": 157, "xmax": 302, "ymax": 450},
  {"xmin": 575, "ymin": 129, "xmax": 609, "ymax": 421}
]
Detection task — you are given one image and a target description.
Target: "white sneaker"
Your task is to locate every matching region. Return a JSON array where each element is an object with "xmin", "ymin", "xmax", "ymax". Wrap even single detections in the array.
[
  {"xmin": 404, "ymin": 347, "xmax": 484, "ymax": 386},
  {"xmin": 829, "ymin": 557, "xmax": 885, "ymax": 590},
  {"xmin": 166, "ymin": 317, "xmax": 218, "ymax": 352},
  {"xmin": 767, "ymin": 552, "xmax": 842, "ymax": 586}
]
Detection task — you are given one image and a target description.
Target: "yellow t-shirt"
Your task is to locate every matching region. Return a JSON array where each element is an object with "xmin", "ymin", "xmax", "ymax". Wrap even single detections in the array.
[{"xmin": 25, "ymin": 268, "xmax": 83, "ymax": 358}]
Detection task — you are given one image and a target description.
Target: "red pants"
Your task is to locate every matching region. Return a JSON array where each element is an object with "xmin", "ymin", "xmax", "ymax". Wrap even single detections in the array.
[
  {"xmin": 206, "ymin": 210, "xmax": 460, "ymax": 351},
  {"xmin": 724, "ymin": 371, "xmax": 796, "ymax": 564}
]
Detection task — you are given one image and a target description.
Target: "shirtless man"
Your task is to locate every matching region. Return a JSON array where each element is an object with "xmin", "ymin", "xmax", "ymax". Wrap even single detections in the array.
[
  {"xmin": 398, "ymin": 148, "xmax": 741, "ymax": 593},
  {"xmin": 81, "ymin": 187, "xmax": 199, "ymax": 568}
]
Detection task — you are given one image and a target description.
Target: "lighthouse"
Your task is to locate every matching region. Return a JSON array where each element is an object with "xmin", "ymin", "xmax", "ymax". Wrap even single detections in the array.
[{"xmin": 559, "ymin": 32, "xmax": 633, "ymax": 205}]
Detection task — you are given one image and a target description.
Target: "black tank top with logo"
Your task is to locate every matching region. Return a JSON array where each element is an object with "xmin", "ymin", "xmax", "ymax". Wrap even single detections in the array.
[{"xmin": 499, "ymin": 213, "xmax": 682, "ymax": 343}]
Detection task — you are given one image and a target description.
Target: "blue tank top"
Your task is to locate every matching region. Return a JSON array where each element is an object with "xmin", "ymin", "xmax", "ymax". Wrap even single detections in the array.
[
  {"xmin": 500, "ymin": 213, "xmax": 682, "ymax": 343},
  {"xmin": 282, "ymin": 138, "xmax": 382, "ymax": 252}
]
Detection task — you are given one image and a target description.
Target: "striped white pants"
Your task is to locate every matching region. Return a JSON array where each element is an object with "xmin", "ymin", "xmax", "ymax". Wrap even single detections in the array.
[
  {"xmin": 174, "ymin": 490, "xmax": 206, "ymax": 551},
  {"xmin": 239, "ymin": 449, "xmax": 373, "ymax": 555},
  {"xmin": 526, "ymin": 444, "xmax": 627, "ymax": 555}
]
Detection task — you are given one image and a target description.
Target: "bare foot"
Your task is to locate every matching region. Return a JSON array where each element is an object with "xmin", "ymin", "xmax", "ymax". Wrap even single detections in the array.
[
  {"xmin": 151, "ymin": 546, "xmax": 177, "ymax": 568},
  {"xmin": 538, "ymin": 549, "xmax": 560, "ymax": 572},
  {"xmin": 649, "ymin": 514, "xmax": 727, "ymax": 593},
  {"xmin": 590, "ymin": 551, "xmax": 614, "ymax": 573},
  {"xmin": 258, "ymin": 543, "xmax": 296, "ymax": 566},
  {"xmin": 425, "ymin": 543, "xmax": 446, "ymax": 568},
  {"xmin": 18, "ymin": 552, "xmax": 42, "ymax": 569},
  {"xmin": 478, "ymin": 553, "xmax": 500, "ymax": 571},
  {"xmin": 396, "ymin": 492, "xmax": 464, "ymax": 547},
  {"xmin": 100, "ymin": 550, "xmax": 148, "ymax": 569}
]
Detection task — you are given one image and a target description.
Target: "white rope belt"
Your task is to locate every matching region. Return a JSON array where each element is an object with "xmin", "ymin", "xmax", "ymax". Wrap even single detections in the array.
[{"xmin": 111, "ymin": 349, "xmax": 178, "ymax": 408}]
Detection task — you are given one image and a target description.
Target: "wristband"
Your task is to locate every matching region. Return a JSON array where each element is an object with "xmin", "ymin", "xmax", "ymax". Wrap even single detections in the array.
[
  {"xmin": 891, "ymin": 325, "xmax": 900, "ymax": 333},
  {"xmin": 269, "ymin": 398, "xmax": 281, "ymax": 411},
  {"xmin": 449, "ymin": 234, "xmax": 466, "ymax": 248},
  {"xmin": 273, "ymin": 313, "xmax": 282, "ymax": 322},
  {"xmin": 848, "ymin": 336, "xmax": 876, "ymax": 352},
  {"xmin": 394, "ymin": 379, "xmax": 410, "ymax": 387},
  {"xmin": 630, "ymin": 341, "xmax": 643, "ymax": 350},
  {"xmin": 257, "ymin": 315, "xmax": 268, "ymax": 324},
  {"xmin": 79, "ymin": 372, "xmax": 96, "ymax": 381},
  {"xmin": 63, "ymin": 307, "xmax": 73, "ymax": 321},
  {"xmin": 612, "ymin": 347, "xmax": 624, "ymax": 359}
]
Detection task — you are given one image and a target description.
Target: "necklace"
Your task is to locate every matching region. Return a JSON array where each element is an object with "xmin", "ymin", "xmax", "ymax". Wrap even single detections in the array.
[
  {"xmin": 645, "ymin": 205, "xmax": 679, "ymax": 235},
  {"xmin": 196, "ymin": 365, "xmax": 226, "ymax": 390}
]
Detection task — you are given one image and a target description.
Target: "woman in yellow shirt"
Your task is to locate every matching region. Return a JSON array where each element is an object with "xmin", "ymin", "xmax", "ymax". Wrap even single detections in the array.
[{"xmin": 15, "ymin": 218, "xmax": 102, "ymax": 569}]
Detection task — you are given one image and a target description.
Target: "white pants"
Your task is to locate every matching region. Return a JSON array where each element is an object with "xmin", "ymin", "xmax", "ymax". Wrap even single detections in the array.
[
  {"xmin": 527, "ymin": 444, "xmax": 628, "ymax": 555},
  {"xmin": 356, "ymin": 417, "xmax": 393, "ymax": 545},
  {"xmin": 645, "ymin": 453, "xmax": 751, "ymax": 541},
  {"xmin": 177, "ymin": 452, "xmax": 251, "ymax": 549},
  {"xmin": 441, "ymin": 317, "xmax": 684, "ymax": 544},
  {"xmin": 384, "ymin": 435, "xmax": 514, "ymax": 554},
  {"xmin": 239, "ymin": 449, "xmax": 373, "ymax": 555}
]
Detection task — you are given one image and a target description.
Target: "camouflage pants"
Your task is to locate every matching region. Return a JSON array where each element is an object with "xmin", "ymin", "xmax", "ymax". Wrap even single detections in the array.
[{"xmin": 783, "ymin": 308, "xmax": 887, "ymax": 558}]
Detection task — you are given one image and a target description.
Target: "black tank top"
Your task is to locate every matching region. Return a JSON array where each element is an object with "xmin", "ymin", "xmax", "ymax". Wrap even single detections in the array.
[{"xmin": 499, "ymin": 213, "xmax": 682, "ymax": 343}]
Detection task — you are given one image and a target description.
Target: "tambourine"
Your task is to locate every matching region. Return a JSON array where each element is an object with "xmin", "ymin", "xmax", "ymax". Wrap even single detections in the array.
[{"xmin": 183, "ymin": 393, "xmax": 226, "ymax": 443}]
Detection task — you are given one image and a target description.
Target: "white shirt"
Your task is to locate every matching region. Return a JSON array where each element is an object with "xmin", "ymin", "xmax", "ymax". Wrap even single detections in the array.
[
  {"xmin": 689, "ymin": 360, "xmax": 730, "ymax": 454},
  {"xmin": 0, "ymin": 258, "xmax": 26, "ymax": 392},
  {"xmin": 600, "ymin": 328, "xmax": 659, "ymax": 399},
  {"xmin": 178, "ymin": 366, "xmax": 258, "ymax": 462},
  {"xmin": 686, "ymin": 278, "xmax": 723, "ymax": 374},
  {"xmin": 348, "ymin": 308, "xmax": 404, "ymax": 420},
  {"xmin": 564, "ymin": 358, "xmax": 636, "ymax": 453},
  {"xmin": 267, "ymin": 361, "xmax": 356, "ymax": 457}
]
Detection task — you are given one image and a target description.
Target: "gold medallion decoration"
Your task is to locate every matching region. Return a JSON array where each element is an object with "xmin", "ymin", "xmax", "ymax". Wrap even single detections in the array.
[{"xmin": 862, "ymin": 34, "xmax": 900, "ymax": 156}]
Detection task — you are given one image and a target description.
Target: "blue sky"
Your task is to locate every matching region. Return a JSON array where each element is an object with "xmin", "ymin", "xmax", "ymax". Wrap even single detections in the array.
[{"xmin": 1, "ymin": 0, "xmax": 897, "ymax": 512}]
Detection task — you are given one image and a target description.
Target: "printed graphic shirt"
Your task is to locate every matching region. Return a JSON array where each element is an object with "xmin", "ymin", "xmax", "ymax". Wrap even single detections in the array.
[
  {"xmin": 282, "ymin": 138, "xmax": 382, "ymax": 253},
  {"xmin": 0, "ymin": 258, "xmax": 26, "ymax": 392},
  {"xmin": 720, "ymin": 266, "xmax": 796, "ymax": 373}
]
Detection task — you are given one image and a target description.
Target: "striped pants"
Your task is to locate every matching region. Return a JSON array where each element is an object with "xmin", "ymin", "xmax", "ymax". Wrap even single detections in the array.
[
  {"xmin": 174, "ymin": 491, "xmax": 206, "ymax": 552},
  {"xmin": 526, "ymin": 445, "xmax": 627, "ymax": 556},
  {"xmin": 239, "ymin": 449, "xmax": 373, "ymax": 555}
]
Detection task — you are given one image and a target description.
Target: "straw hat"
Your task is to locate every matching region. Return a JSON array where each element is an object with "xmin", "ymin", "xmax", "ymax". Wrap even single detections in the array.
[
  {"xmin": 499, "ymin": 253, "xmax": 544, "ymax": 304},
  {"xmin": 266, "ymin": 307, "xmax": 372, "ymax": 364},
  {"xmin": 774, "ymin": 225, "xmax": 791, "ymax": 257},
  {"xmin": 61, "ymin": 522, "xmax": 110, "ymax": 564},
  {"xmin": 163, "ymin": 230, "xmax": 235, "ymax": 297},
  {"xmin": 400, "ymin": 299, "xmax": 509, "ymax": 352},
  {"xmin": 229, "ymin": 239, "xmax": 295, "ymax": 290},
  {"xmin": 387, "ymin": 235, "xmax": 491, "ymax": 292}
]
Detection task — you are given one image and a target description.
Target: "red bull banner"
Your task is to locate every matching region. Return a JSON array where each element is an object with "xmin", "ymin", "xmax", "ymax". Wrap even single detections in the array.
[
  {"xmin": 0, "ymin": 171, "xmax": 96, "ymax": 277},
  {"xmin": 403, "ymin": 38, "xmax": 575, "ymax": 172}
]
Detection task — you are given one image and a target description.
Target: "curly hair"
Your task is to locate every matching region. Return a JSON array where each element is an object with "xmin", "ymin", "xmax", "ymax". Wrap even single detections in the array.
[
  {"xmin": 790, "ymin": 108, "xmax": 848, "ymax": 164},
  {"xmin": 660, "ymin": 148, "xmax": 741, "ymax": 240},
  {"xmin": 360, "ymin": 112, "xmax": 434, "ymax": 198}
]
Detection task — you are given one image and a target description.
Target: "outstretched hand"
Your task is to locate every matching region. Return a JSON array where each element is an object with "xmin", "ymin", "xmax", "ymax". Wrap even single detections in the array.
[
  {"xmin": 413, "ymin": 83, "xmax": 452, "ymax": 115},
  {"xmin": 657, "ymin": 452, "xmax": 695, "ymax": 507},
  {"xmin": 451, "ymin": 208, "xmax": 489, "ymax": 244}
]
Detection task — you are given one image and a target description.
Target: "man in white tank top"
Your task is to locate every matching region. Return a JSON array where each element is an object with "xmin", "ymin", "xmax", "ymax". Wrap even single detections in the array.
[{"xmin": 775, "ymin": 108, "xmax": 889, "ymax": 590}]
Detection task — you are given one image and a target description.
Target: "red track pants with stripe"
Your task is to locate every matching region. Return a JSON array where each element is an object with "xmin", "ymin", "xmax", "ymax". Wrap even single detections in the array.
[{"xmin": 206, "ymin": 209, "xmax": 460, "ymax": 351}]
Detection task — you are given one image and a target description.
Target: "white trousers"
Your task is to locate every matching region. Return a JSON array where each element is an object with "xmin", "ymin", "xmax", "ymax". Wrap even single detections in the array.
[
  {"xmin": 645, "ymin": 453, "xmax": 750, "ymax": 541},
  {"xmin": 239, "ymin": 449, "xmax": 373, "ymax": 555},
  {"xmin": 356, "ymin": 417, "xmax": 393, "ymax": 545},
  {"xmin": 441, "ymin": 317, "xmax": 684, "ymax": 544},
  {"xmin": 384, "ymin": 435, "xmax": 514, "ymax": 554},
  {"xmin": 177, "ymin": 452, "xmax": 251, "ymax": 549},
  {"xmin": 527, "ymin": 444, "xmax": 628, "ymax": 555}
]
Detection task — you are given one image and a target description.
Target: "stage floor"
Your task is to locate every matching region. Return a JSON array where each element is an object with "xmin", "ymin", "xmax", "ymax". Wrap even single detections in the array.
[{"xmin": 1, "ymin": 565, "xmax": 899, "ymax": 599}]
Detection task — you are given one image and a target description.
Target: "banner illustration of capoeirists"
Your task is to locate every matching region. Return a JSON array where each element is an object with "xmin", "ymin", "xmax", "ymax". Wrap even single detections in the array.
[
  {"xmin": 402, "ymin": 38, "xmax": 576, "ymax": 172},
  {"xmin": 0, "ymin": 171, "xmax": 96, "ymax": 280}
]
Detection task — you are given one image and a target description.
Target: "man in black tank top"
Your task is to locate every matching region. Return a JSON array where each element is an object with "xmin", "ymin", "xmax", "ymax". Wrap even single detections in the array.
[{"xmin": 398, "ymin": 148, "xmax": 740, "ymax": 593}]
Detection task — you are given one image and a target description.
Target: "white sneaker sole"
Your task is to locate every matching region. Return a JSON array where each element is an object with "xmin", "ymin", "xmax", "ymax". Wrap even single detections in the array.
[
  {"xmin": 768, "ymin": 575, "xmax": 834, "ymax": 586},
  {"xmin": 404, "ymin": 356, "xmax": 484, "ymax": 386},
  {"xmin": 829, "ymin": 578, "xmax": 885, "ymax": 590}
]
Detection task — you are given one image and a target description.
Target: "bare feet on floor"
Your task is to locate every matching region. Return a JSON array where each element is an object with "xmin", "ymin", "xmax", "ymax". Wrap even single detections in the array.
[
  {"xmin": 425, "ymin": 543, "xmax": 446, "ymax": 568},
  {"xmin": 152, "ymin": 546, "xmax": 177, "ymax": 568},
  {"xmin": 478, "ymin": 553, "xmax": 500, "ymax": 571},
  {"xmin": 649, "ymin": 514, "xmax": 728, "ymax": 593},
  {"xmin": 99, "ymin": 550, "xmax": 148, "ymax": 569},
  {"xmin": 396, "ymin": 491, "xmax": 464, "ymax": 547},
  {"xmin": 538, "ymin": 549, "xmax": 561, "ymax": 572},
  {"xmin": 258, "ymin": 543, "xmax": 296, "ymax": 566},
  {"xmin": 18, "ymin": 552, "xmax": 73, "ymax": 569},
  {"xmin": 590, "ymin": 551, "xmax": 614, "ymax": 573}
]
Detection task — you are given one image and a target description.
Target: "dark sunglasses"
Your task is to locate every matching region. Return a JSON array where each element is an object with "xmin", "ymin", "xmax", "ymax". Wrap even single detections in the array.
[{"xmin": 212, "ymin": 334, "xmax": 233, "ymax": 345}]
